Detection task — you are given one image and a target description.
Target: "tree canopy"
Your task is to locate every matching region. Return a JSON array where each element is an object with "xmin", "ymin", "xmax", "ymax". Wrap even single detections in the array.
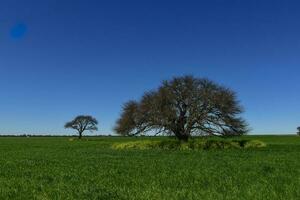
[
  {"xmin": 65, "ymin": 115, "xmax": 98, "ymax": 139},
  {"xmin": 115, "ymin": 75, "xmax": 248, "ymax": 141}
]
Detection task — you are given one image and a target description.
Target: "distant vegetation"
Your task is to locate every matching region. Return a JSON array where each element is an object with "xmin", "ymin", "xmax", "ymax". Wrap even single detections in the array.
[
  {"xmin": 297, "ymin": 127, "xmax": 300, "ymax": 136},
  {"xmin": 115, "ymin": 75, "xmax": 248, "ymax": 141},
  {"xmin": 65, "ymin": 115, "xmax": 98, "ymax": 139}
]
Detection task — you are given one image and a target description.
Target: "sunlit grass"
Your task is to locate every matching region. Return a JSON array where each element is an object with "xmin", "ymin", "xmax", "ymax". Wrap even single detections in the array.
[{"xmin": 0, "ymin": 135, "xmax": 299, "ymax": 199}]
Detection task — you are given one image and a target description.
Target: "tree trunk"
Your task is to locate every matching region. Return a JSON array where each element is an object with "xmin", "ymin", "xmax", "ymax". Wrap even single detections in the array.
[
  {"xmin": 179, "ymin": 134, "xmax": 189, "ymax": 142},
  {"xmin": 174, "ymin": 130, "xmax": 189, "ymax": 142},
  {"xmin": 174, "ymin": 111, "xmax": 190, "ymax": 141},
  {"xmin": 175, "ymin": 117, "xmax": 189, "ymax": 142},
  {"xmin": 78, "ymin": 131, "xmax": 83, "ymax": 139}
]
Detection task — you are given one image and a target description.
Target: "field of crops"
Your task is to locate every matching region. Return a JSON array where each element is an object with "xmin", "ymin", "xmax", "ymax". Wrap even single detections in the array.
[{"xmin": 0, "ymin": 136, "xmax": 299, "ymax": 199}]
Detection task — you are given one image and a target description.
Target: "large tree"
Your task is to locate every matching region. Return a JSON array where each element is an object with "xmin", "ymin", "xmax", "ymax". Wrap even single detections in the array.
[
  {"xmin": 115, "ymin": 75, "xmax": 248, "ymax": 141},
  {"xmin": 65, "ymin": 115, "xmax": 98, "ymax": 139}
]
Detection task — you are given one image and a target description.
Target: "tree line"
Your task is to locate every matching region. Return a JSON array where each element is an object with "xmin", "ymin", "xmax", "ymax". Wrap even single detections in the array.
[{"xmin": 64, "ymin": 75, "xmax": 299, "ymax": 140}]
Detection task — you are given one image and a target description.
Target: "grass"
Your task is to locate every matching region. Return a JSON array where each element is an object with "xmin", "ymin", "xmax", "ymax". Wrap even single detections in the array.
[{"xmin": 0, "ymin": 135, "xmax": 299, "ymax": 199}]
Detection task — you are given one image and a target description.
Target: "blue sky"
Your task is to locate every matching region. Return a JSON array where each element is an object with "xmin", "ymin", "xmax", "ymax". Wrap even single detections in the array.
[{"xmin": 0, "ymin": 0, "xmax": 300, "ymax": 135}]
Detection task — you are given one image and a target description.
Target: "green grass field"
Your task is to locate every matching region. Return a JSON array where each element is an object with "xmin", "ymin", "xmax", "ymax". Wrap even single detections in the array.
[{"xmin": 0, "ymin": 136, "xmax": 299, "ymax": 200}]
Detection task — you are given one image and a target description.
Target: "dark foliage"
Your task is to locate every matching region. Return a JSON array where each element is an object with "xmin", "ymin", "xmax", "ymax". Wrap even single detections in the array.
[
  {"xmin": 65, "ymin": 115, "xmax": 98, "ymax": 139},
  {"xmin": 297, "ymin": 127, "xmax": 300, "ymax": 136},
  {"xmin": 115, "ymin": 75, "xmax": 248, "ymax": 141}
]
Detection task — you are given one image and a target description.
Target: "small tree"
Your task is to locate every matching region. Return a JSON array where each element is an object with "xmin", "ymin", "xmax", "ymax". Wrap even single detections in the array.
[
  {"xmin": 297, "ymin": 127, "xmax": 300, "ymax": 136},
  {"xmin": 65, "ymin": 115, "xmax": 98, "ymax": 139},
  {"xmin": 115, "ymin": 75, "xmax": 248, "ymax": 141}
]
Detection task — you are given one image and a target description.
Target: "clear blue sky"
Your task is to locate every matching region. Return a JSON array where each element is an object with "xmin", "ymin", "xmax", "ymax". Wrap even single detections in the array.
[{"xmin": 1, "ymin": 0, "xmax": 299, "ymax": 135}]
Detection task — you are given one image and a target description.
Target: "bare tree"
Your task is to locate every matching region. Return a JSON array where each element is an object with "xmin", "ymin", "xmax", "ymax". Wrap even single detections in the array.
[
  {"xmin": 65, "ymin": 115, "xmax": 98, "ymax": 139},
  {"xmin": 115, "ymin": 75, "xmax": 248, "ymax": 141}
]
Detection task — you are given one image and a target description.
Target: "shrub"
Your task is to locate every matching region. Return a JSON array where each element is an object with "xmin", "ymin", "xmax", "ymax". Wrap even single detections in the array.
[
  {"xmin": 244, "ymin": 140, "xmax": 267, "ymax": 148},
  {"xmin": 111, "ymin": 139, "xmax": 266, "ymax": 151},
  {"xmin": 203, "ymin": 140, "xmax": 232, "ymax": 150},
  {"xmin": 230, "ymin": 141, "xmax": 243, "ymax": 149},
  {"xmin": 188, "ymin": 139, "xmax": 206, "ymax": 150},
  {"xmin": 111, "ymin": 140, "xmax": 161, "ymax": 150}
]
